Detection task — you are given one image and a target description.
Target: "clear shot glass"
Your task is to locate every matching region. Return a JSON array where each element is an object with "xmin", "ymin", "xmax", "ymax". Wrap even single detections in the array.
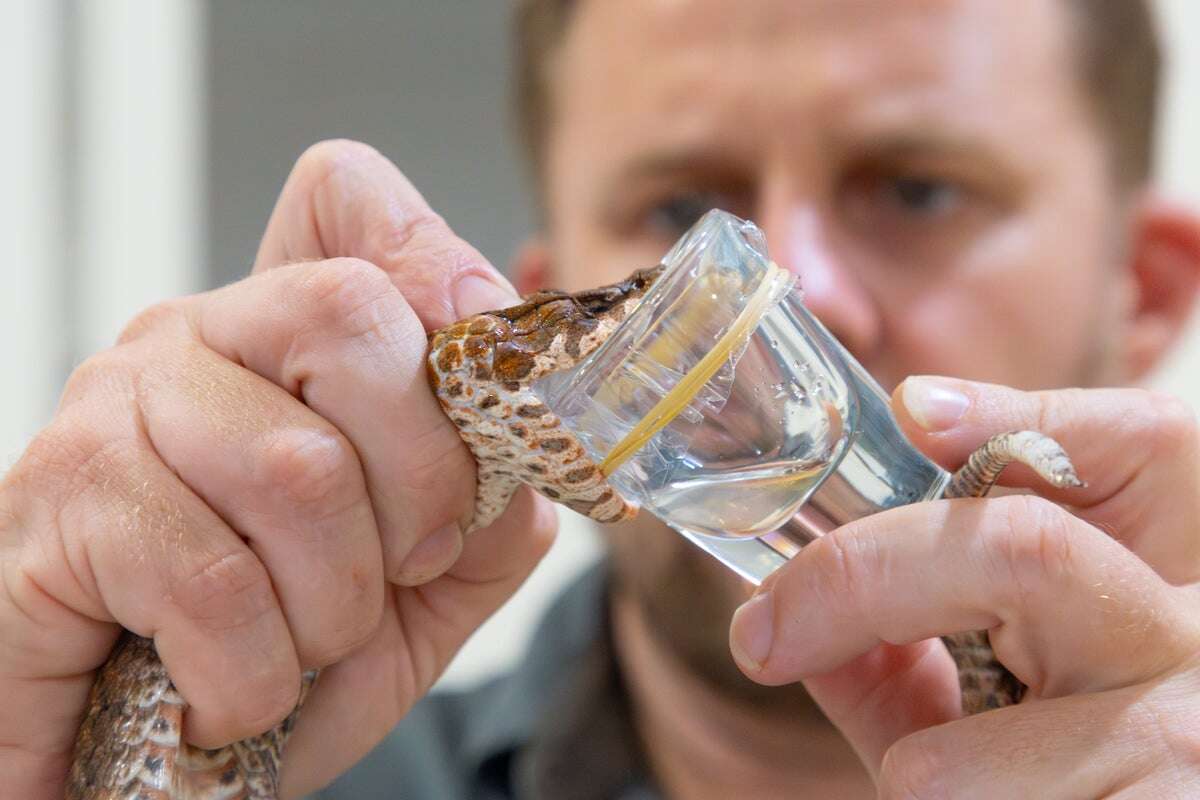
[{"xmin": 533, "ymin": 210, "xmax": 949, "ymax": 585}]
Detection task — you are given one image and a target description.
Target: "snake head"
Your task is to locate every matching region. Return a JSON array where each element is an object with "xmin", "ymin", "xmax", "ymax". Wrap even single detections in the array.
[{"xmin": 427, "ymin": 266, "xmax": 663, "ymax": 531}]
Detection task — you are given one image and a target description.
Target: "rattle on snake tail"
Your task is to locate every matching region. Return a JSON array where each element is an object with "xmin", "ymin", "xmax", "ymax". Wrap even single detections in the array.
[{"xmin": 67, "ymin": 264, "xmax": 1081, "ymax": 798}]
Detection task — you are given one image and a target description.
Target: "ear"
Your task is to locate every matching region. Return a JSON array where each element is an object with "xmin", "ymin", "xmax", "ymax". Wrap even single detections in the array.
[
  {"xmin": 510, "ymin": 237, "xmax": 555, "ymax": 296},
  {"xmin": 1121, "ymin": 197, "xmax": 1200, "ymax": 381}
]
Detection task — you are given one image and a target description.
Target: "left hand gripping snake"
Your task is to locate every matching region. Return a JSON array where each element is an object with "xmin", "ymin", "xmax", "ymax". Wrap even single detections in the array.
[{"xmin": 67, "ymin": 262, "xmax": 1081, "ymax": 798}]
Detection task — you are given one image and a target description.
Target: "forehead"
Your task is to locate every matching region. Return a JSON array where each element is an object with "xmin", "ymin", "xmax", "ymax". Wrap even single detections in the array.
[{"xmin": 551, "ymin": 0, "xmax": 1089, "ymax": 172}]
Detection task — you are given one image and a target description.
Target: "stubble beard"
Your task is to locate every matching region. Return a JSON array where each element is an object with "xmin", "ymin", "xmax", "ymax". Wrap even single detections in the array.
[{"xmin": 607, "ymin": 516, "xmax": 829, "ymax": 719}]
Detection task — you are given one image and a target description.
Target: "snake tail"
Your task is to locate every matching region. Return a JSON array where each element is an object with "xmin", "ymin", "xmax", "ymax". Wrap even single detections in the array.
[{"xmin": 939, "ymin": 429, "xmax": 1083, "ymax": 713}]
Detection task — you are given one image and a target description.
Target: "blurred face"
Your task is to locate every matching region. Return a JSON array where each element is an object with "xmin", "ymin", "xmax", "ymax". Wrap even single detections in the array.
[{"xmin": 533, "ymin": 0, "xmax": 1133, "ymax": 701}]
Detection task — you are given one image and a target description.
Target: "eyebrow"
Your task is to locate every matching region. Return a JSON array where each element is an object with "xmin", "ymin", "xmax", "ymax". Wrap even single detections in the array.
[
  {"xmin": 596, "ymin": 125, "xmax": 1025, "ymax": 219},
  {"xmin": 856, "ymin": 132, "xmax": 995, "ymax": 157},
  {"xmin": 610, "ymin": 146, "xmax": 751, "ymax": 185},
  {"xmin": 831, "ymin": 125, "xmax": 1026, "ymax": 179},
  {"xmin": 595, "ymin": 146, "xmax": 752, "ymax": 214},
  {"xmin": 616, "ymin": 125, "xmax": 1016, "ymax": 174}
]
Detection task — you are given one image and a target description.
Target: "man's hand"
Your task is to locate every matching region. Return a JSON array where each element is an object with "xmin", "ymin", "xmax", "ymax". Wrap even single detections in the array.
[
  {"xmin": 0, "ymin": 139, "xmax": 557, "ymax": 798},
  {"xmin": 729, "ymin": 376, "xmax": 1200, "ymax": 797}
]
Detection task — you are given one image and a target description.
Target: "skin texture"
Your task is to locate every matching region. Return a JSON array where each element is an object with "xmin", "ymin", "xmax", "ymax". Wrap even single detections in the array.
[
  {"xmin": 0, "ymin": 143, "xmax": 559, "ymax": 799},
  {"xmin": 2, "ymin": 0, "xmax": 1200, "ymax": 798}
]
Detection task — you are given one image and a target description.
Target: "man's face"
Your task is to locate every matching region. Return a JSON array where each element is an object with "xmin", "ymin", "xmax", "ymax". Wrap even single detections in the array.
[{"xmin": 532, "ymin": 0, "xmax": 1134, "ymax": 700}]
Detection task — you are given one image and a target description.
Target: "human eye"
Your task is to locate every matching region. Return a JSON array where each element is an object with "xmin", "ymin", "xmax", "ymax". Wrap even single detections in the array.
[
  {"xmin": 644, "ymin": 189, "xmax": 733, "ymax": 239},
  {"xmin": 845, "ymin": 168, "xmax": 969, "ymax": 223},
  {"xmin": 884, "ymin": 174, "xmax": 964, "ymax": 218},
  {"xmin": 838, "ymin": 161, "xmax": 998, "ymax": 265}
]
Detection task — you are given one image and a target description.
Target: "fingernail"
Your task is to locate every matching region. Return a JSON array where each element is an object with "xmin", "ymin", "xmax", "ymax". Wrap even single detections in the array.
[
  {"xmin": 453, "ymin": 274, "xmax": 519, "ymax": 317},
  {"xmin": 730, "ymin": 592, "xmax": 774, "ymax": 672},
  {"xmin": 902, "ymin": 376, "xmax": 970, "ymax": 431},
  {"xmin": 392, "ymin": 522, "xmax": 463, "ymax": 586}
]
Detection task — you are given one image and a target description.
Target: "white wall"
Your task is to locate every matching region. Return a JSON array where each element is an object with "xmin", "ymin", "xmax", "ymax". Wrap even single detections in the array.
[
  {"xmin": 0, "ymin": 0, "xmax": 63, "ymax": 468},
  {"xmin": 0, "ymin": 0, "xmax": 203, "ymax": 466},
  {"xmin": 74, "ymin": 0, "xmax": 205, "ymax": 359}
]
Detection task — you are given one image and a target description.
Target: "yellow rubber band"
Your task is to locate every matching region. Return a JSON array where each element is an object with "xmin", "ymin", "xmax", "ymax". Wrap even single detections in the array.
[{"xmin": 599, "ymin": 261, "xmax": 786, "ymax": 477}]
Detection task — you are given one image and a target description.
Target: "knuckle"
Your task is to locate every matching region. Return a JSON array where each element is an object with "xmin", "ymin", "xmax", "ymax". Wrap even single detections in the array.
[
  {"xmin": 373, "ymin": 209, "xmax": 455, "ymax": 266},
  {"xmin": 4, "ymin": 432, "xmax": 75, "ymax": 536},
  {"xmin": 59, "ymin": 348, "xmax": 136, "ymax": 409},
  {"xmin": 169, "ymin": 548, "xmax": 276, "ymax": 634},
  {"xmin": 1028, "ymin": 386, "xmax": 1072, "ymax": 433},
  {"xmin": 878, "ymin": 734, "xmax": 946, "ymax": 800},
  {"xmin": 1033, "ymin": 387, "xmax": 1098, "ymax": 441},
  {"xmin": 294, "ymin": 257, "xmax": 404, "ymax": 344},
  {"xmin": 8, "ymin": 415, "xmax": 149, "ymax": 601},
  {"xmin": 810, "ymin": 527, "xmax": 874, "ymax": 616},
  {"xmin": 1141, "ymin": 389, "xmax": 1198, "ymax": 459},
  {"xmin": 19, "ymin": 418, "xmax": 102, "ymax": 486},
  {"xmin": 986, "ymin": 495, "xmax": 1076, "ymax": 598},
  {"xmin": 116, "ymin": 298, "xmax": 190, "ymax": 345},
  {"xmin": 253, "ymin": 427, "xmax": 364, "ymax": 523},
  {"xmin": 15, "ymin": 413, "xmax": 131, "ymax": 508}
]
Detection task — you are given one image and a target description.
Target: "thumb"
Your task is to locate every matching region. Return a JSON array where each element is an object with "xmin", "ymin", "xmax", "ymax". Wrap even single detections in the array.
[
  {"xmin": 730, "ymin": 583, "xmax": 962, "ymax": 777},
  {"xmin": 254, "ymin": 139, "xmax": 520, "ymax": 329}
]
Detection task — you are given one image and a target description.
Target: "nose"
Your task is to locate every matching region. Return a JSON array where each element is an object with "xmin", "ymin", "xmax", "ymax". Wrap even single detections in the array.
[{"xmin": 760, "ymin": 204, "xmax": 881, "ymax": 362}]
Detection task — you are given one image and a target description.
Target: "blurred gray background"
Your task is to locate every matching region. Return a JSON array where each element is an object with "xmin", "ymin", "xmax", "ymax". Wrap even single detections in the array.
[{"xmin": 207, "ymin": 1, "xmax": 534, "ymax": 287}]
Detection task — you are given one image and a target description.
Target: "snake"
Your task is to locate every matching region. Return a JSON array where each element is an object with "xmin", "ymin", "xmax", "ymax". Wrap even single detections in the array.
[{"xmin": 66, "ymin": 261, "xmax": 1081, "ymax": 798}]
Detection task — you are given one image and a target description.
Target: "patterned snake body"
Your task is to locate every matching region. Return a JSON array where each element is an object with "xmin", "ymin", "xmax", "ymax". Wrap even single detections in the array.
[{"xmin": 68, "ymin": 263, "xmax": 1080, "ymax": 798}]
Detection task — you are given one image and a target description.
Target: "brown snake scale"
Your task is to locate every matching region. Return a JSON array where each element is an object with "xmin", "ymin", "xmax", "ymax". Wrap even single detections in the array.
[{"xmin": 67, "ymin": 264, "xmax": 1081, "ymax": 798}]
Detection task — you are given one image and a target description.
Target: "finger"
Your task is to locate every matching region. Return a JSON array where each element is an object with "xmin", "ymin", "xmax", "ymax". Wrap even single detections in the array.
[
  {"xmin": 129, "ymin": 331, "xmax": 385, "ymax": 669},
  {"xmin": 799, "ymin": 641, "xmax": 963, "ymax": 779},
  {"xmin": 730, "ymin": 495, "xmax": 1195, "ymax": 697},
  {"xmin": 876, "ymin": 673, "xmax": 1197, "ymax": 799},
  {"xmin": 184, "ymin": 258, "xmax": 476, "ymax": 583},
  {"xmin": 12, "ymin": 394, "xmax": 301, "ymax": 748},
  {"xmin": 398, "ymin": 485, "xmax": 560, "ymax": 686},
  {"xmin": 0, "ymin": 500, "xmax": 108, "ymax": 800},
  {"xmin": 254, "ymin": 139, "xmax": 518, "ymax": 328},
  {"xmin": 278, "ymin": 486, "xmax": 557, "ymax": 796},
  {"xmin": 894, "ymin": 377, "xmax": 1200, "ymax": 582}
]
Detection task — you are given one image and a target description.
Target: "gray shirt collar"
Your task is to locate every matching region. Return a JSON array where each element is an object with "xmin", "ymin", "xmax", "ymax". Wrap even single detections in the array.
[{"xmin": 461, "ymin": 562, "xmax": 658, "ymax": 799}]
